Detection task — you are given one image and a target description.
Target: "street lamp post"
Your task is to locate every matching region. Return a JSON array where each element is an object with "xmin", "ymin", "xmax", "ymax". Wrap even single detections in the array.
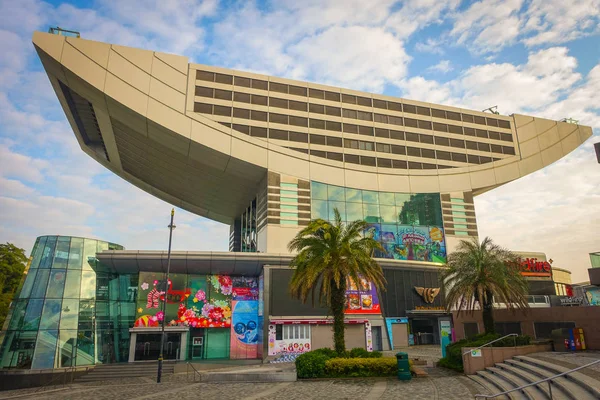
[{"xmin": 157, "ymin": 208, "xmax": 176, "ymax": 384}]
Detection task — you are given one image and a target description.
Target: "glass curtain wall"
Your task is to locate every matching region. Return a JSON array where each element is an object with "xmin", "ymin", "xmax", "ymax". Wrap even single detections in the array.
[
  {"xmin": 0, "ymin": 236, "xmax": 127, "ymax": 369},
  {"xmin": 311, "ymin": 182, "xmax": 447, "ymax": 263}
]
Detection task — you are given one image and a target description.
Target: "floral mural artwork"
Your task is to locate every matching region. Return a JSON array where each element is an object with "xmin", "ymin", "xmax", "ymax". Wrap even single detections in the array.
[{"xmin": 135, "ymin": 272, "xmax": 234, "ymax": 329}]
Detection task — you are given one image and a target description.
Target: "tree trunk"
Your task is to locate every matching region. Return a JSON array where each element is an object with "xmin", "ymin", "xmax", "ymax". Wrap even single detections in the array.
[
  {"xmin": 330, "ymin": 281, "xmax": 346, "ymax": 355},
  {"xmin": 482, "ymin": 291, "xmax": 495, "ymax": 334}
]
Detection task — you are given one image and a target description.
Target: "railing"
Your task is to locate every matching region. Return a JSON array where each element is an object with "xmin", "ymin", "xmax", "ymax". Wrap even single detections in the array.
[
  {"xmin": 474, "ymin": 359, "xmax": 600, "ymax": 398},
  {"xmin": 48, "ymin": 26, "xmax": 81, "ymax": 38},
  {"xmin": 186, "ymin": 362, "xmax": 202, "ymax": 382},
  {"xmin": 462, "ymin": 333, "xmax": 518, "ymax": 356}
]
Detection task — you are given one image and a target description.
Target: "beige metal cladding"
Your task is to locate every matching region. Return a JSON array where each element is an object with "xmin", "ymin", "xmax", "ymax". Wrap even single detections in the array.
[{"xmin": 32, "ymin": 31, "xmax": 593, "ymax": 223}]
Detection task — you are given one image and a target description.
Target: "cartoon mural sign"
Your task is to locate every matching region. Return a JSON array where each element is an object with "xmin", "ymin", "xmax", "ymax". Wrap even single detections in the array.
[
  {"xmin": 345, "ymin": 277, "xmax": 381, "ymax": 314},
  {"xmin": 230, "ymin": 300, "xmax": 259, "ymax": 359},
  {"xmin": 377, "ymin": 224, "xmax": 446, "ymax": 263}
]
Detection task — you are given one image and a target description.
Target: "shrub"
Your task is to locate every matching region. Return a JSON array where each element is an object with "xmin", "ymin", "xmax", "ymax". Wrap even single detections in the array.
[
  {"xmin": 324, "ymin": 357, "xmax": 397, "ymax": 377},
  {"xmin": 312, "ymin": 348, "xmax": 339, "ymax": 358},
  {"xmin": 348, "ymin": 347, "xmax": 382, "ymax": 358},
  {"xmin": 295, "ymin": 351, "xmax": 330, "ymax": 379}
]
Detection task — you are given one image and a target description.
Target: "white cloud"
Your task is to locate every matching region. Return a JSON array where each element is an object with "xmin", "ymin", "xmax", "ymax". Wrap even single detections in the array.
[
  {"xmin": 415, "ymin": 38, "xmax": 444, "ymax": 54},
  {"xmin": 0, "ymin": 145, "xmax": 49, "ymax": 183},
  {"xmin": 450, "ymin": 0, "xmax": 524, "ymax": 53},
  {"xmin": 386, "ymin": 0, "xmax": 460, "ymax": 38},
  {"xmin": 210, "ymin": 0, "xmax": 457, "ymax": 92},
  {"xmin": 288, "ymin": 26, "xmax": 410, "ymax": 92},
  {"xmin": 426, "ymin": 59, "xmax": 453, "ymax": 74},
  {"xmin": 447, "ymin": 0, "xmax": 600, "ymax": 54},
  {"xmin": 522, "ymin": 0, "xmax": 600, "ymax": 47},
  {"xmin": 399, "ymin": 47, "xmax": 585, "ymax": 117}
]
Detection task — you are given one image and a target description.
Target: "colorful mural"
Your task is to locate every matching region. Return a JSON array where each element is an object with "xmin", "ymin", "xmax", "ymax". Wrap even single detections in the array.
[
  {"xmin": 230, "ymin": 300, "xmax": 259, "ymax": 359},
  {"xmin": 375, "ymin": 224, "xmax": 447, "ymax": 263},
  {"xmin": 134, "ymin": 273, "xmax": 236, "ymax": 329}
]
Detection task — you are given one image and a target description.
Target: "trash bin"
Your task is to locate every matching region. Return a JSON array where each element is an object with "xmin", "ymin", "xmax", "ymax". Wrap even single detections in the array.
[{"xmin": 395, "ymin": 352, "xmax": 412, "ymax": 381}]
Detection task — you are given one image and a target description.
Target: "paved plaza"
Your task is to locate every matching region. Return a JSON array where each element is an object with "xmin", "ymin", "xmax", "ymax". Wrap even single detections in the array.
[{"xmin": 0, "ymin": 368, "xmax": 481, "ymax": 400}]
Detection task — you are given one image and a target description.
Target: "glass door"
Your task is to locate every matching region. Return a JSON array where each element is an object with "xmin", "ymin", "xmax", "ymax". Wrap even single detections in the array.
[{"xmin": 134, "ymin": 333, "xmax": 181, "ymax": 361}]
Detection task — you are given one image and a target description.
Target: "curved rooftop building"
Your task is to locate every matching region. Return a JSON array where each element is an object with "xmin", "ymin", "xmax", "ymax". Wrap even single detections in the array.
[{"xmin": 31, "ymin": 30, "xmax": 592, "ymax": 257}]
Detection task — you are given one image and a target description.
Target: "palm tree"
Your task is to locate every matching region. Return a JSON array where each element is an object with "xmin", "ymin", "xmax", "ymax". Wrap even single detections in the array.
[
  {"xmin": 288, "ymin": 208, "xmax": 386, "ymax": 354},
  {"xmin": 441, "ymin": 237, "xmax": 529, "ymax": 334}
]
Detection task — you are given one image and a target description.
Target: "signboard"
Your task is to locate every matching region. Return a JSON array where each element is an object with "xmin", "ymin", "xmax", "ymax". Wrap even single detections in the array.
[
  {"xmin": 440, "ymin": 320, "xmax": 452, "ymax": 358},
  {"xmin": 414, "ymin": 306, "xmax": 445, "ymax": 311},
  {"xmin": 519, "ymin": 257, "xmax": 552, "ymax": 277},
  {"xmin": 192, "ymin": 337, "xmax": 203, "ymax": 346},
  {"xmin": 470, "ymin": 349, "xmax": 482, "ymax": 357},
  {"xmin": 560, "ymin": 297, "xmax": 584, "ymax": 306},
  {"xmin": 345, "ymin": 277, "xmax": 380, "ymax": 314}
]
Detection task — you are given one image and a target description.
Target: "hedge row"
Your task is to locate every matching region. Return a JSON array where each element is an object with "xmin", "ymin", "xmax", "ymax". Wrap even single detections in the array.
[
  {"xmin": 438, "ymin": 333, "xmax": 531, "ymax": 372},
  {"xmin": 295, "ymin": 348, "xmax": 393, "ymax": 379},
  {"xmin": 325, "ymin": 357, "xmax": 397, "ymax": 378}
]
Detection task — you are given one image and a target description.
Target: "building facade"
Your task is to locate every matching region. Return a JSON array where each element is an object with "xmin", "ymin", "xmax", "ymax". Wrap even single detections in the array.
[
  {"xmin": 0, "ymin": 236, "xmax": 124, "ymax": 369},
  {"xmin": 1, "ymin": 30, "xmax": 593, "ymax": 369}
]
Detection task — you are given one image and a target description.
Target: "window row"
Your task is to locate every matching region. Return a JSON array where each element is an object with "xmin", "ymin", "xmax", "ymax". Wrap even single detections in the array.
[
  {"xmin": 197, "ymin": 90, "xmax": 513, "ymax": 140},
  {"xmin": 199, "ymin": 103, "xmax": 516, "ymax": 154},
  {"xmin": 224, "ymin": 122, "xmax": 516, "ymax": 157},
  {"xmin": 195, "ymin": 71, "xmax": 511, "ymax": 129}
]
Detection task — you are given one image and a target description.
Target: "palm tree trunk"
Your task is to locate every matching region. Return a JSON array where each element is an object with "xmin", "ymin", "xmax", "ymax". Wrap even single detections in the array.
[
  {"xmin": 331, "ymin": 282, "xmax": 346, "ymax": 354},
  {"xmin": 482, "ymin": 292, "xmax": 495, "ymax": 334}
]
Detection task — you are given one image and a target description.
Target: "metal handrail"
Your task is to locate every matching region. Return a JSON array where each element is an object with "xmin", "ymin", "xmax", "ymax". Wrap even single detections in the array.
[
  {"xmin": 186, "ymin": 362, "xmax": 202, "ymax": 382},
  {"xmin": 474, "ymin": 359, "xmax": 600, "ymax": 398},
  {"xmin": 462, "ymin": 333, "xmax": 518, "ymax": 356}
]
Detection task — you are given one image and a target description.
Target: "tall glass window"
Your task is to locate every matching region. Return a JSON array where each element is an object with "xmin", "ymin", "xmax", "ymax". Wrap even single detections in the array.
[
  {"xmin": 310, "ymin": 182, "xmax": 447, "ymax": 263},
  {"xmin": 0, "ymin": 236, "xmax": 125, "ymax": 370}
]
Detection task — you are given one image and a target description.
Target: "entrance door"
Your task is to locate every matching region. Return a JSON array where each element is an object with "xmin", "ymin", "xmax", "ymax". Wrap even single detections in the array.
[
  {"xmin": 134, "ymin": 333, "xmax": 181, "ymax": 361},
  {"xmin": 371, "ymin": 326, "xmax": 383, "ymax": 351},
  {"xmin": 411, "ymin": 319, "xmax": 437, "ymax": 345}
]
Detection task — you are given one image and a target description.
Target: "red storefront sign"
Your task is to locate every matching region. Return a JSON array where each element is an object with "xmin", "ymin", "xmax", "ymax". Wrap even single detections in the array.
[
  {"xmin": 519, "ymin": 258, "xmax": 552, "ymax": 277},
  {"xmin": 270, "ymin": 319, "xmax": 368, "ymax": 325}
]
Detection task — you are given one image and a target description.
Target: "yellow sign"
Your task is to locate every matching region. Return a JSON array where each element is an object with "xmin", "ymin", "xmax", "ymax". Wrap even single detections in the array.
[{"xmin": 415, "ymin": 287, "xmax": 441, "ymax": 303}]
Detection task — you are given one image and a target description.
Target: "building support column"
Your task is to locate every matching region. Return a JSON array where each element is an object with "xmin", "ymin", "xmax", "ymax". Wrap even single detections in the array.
[{"xmin": 128, "ymin": 332, "xmax": 136, "ymax": 362}]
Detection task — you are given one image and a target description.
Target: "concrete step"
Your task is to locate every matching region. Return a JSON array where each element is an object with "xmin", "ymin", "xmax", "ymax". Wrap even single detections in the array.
[
  {"xmin": 74, "ymin": 363, "xmax": 175, "ymax": 382},
  {"xmin": 470, "ymin": 374, "xmax": 509, "ymax": 400},
  {"xmin": 502, "ymin": 359, "xmax": 589, "ymax": 400},
  {"xmin": 495, "ymin": 362, "xmax": 561, "ymax": 400},
  {"xmin": 514, "ymin": 355, "xmax": 600, "ymax": 399},
  {"xmin": 476, "ymin": 370, "xmax": 528, "ymax": 400},
  {"xmin": 486, "ymin": 366, "xmax": 547, "ymax": 400},
  {"xmin": 200, "ymin": 371, "xmax": 296, "ymax": 383}
]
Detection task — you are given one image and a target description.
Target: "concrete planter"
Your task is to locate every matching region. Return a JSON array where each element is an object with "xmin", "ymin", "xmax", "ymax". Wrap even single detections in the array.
[{"xmin": 461, "ymin": 343, "xmax": 552, "ymax": 375}]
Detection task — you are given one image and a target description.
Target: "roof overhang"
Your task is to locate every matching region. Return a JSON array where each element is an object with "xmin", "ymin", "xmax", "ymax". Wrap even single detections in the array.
[{"xmin": 96, "ymin": 250, "xmax": 448, "ymax": 275}]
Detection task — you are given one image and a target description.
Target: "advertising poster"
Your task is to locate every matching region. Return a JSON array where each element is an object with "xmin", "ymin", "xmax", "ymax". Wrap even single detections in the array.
[
  {"xmin": 345, "ymin": 277, "xmax": 381, "ymax": 314},
  {"xmin": 230, "ymin": 300, "xmax": 259, "ymax": 359},
  {"xmin": 232, "ymin": 277, "xmax": 259, "ymax": 301}
]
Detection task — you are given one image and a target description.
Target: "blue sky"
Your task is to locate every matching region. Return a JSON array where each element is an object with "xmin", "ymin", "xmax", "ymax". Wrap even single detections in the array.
[{"xmin": 1, "ymin": 0, "xmax": 599, "ymax": 282}]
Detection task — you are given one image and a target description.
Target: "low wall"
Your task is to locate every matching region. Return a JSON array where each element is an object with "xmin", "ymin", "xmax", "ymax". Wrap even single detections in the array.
[
  {"xmin": 452, "ymin": 306, "xmax": 600, "ymax": 349},
  {"xmin": 0, "ymin": 367, "xmax": 92, "ymax": 391},
  {"xmin": 462, "ymin": 343, "xmax": 552, "ymax": 375}
]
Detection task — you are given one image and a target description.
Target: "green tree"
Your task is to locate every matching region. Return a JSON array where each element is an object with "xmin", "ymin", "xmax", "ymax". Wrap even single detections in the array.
[
  {"xmin": 288, "ymin": 209, "xmax": 386, "ymax": 354},
  {"xmin": 0, "ymin": 243, "xmax": 28, "ymax": 329},
  {"xmin": 441, "ymin": 237, "xmax": 529, "ymax": 334}
]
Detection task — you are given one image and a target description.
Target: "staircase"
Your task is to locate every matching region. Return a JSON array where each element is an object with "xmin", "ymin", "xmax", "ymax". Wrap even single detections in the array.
[
  {"xmin": 74, "ymin": 362, "xmax": 175, "ymax": 383},
  {"xmin": 469, "ymin": 355, "xmax": 600, "ymax": 400}
]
